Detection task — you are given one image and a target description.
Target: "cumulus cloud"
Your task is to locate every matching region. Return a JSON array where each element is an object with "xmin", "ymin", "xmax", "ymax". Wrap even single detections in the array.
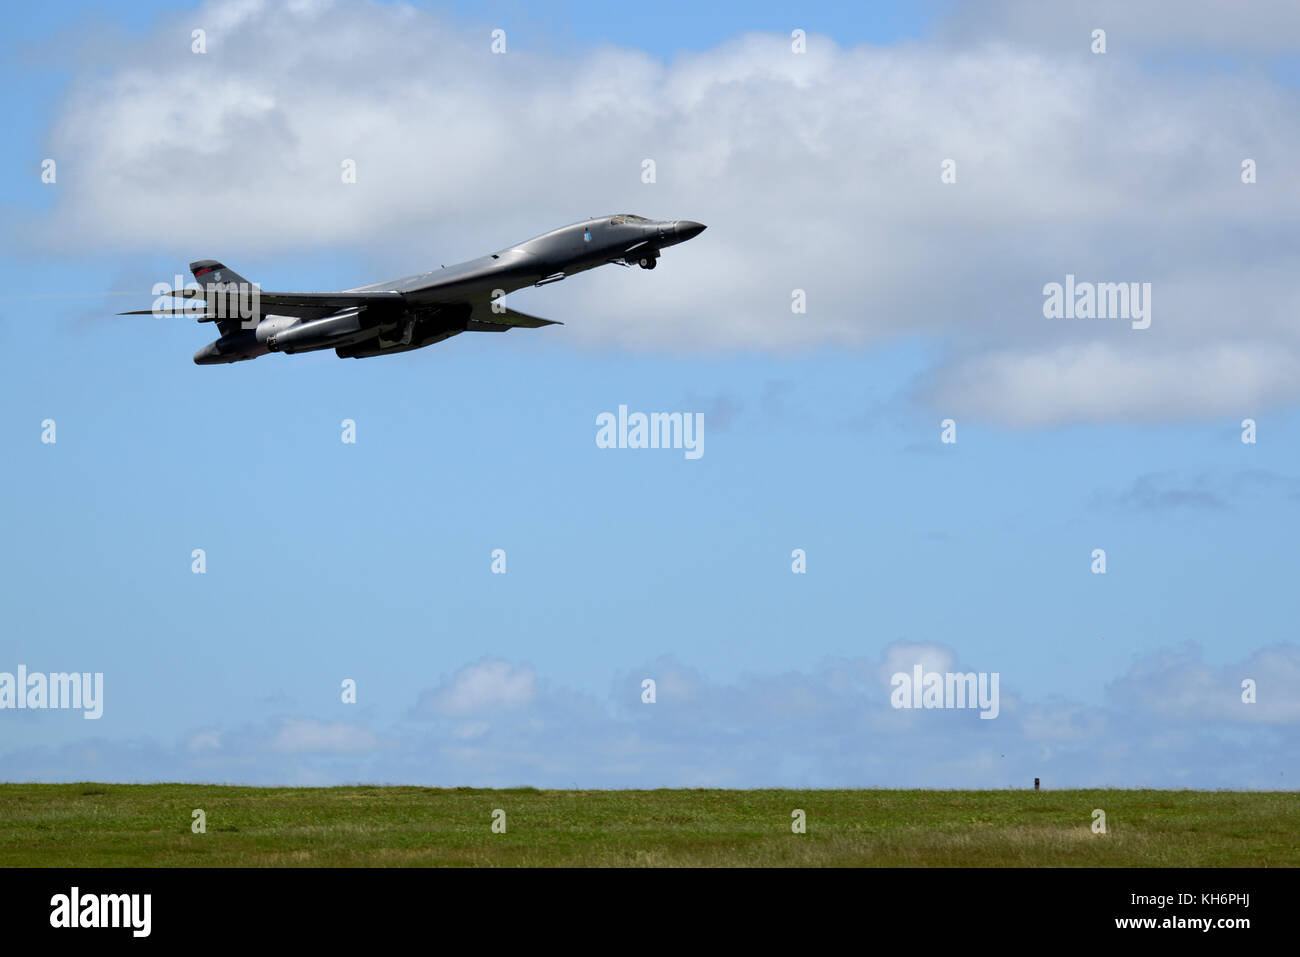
[
  {"xmin": 21, "ymin": 0, "xmax": 1300, "ymax": 426},
  {"xmin": 1107, "ymin": 643, "xmax": 1300, "ymax": 725},
  {"xmin": 941, "ymin": 0, "xmax": 1300, "ymax": 55},
  {"xmin": 268, "ymin": 716, "xmax": 386, "ymax": 753},
  {"xmin": 411, "ymin": 657, "xmax": 536, "ymax": 717},
  {"xmin": 4, "ymin": 641, "xmax": 1296, "ymax": 788},
  {"xmin": 877, "ymin": 641, "xmax": 955, "ymax": 686},
  {"xmin": 926, "ymin": 342, "xmax": 1300, "ymax": 427}
]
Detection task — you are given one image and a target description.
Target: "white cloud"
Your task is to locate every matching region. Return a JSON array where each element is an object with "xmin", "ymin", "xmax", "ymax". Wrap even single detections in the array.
[
  {"xmin": 941, "ymin": 0, "xmax": 1300, "ymax": 55},
  {"xmin": 928, "ymin": 341, "xmax": 1300, "ymax": 427},
  {"xmin": 5, "ymin": 641, "xmax": 1297, "ymax": 786},
  {"xmin": 268, "ymin": 716, "xmax": 384, "ymax": 753},
  {"xmin": 24, "ymin": 0, "xmax": 1300, "ymax": 426},
  {"xmin": 1107, "ymin": 642, "xmax": 1300, "ymax": 725},
  {"xmin": 877, "ymin": 641, "xmax": 956, "ymax": 686},
  {"xmin": 416, "ymin": 657, "xmax": 537, "ymax": 716},
  {"xmin": 186, "ymin": 729, "xmax": 222, "ymax": 753}
]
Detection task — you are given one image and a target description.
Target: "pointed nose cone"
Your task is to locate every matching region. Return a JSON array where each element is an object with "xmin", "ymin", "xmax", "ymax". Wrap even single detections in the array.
[{"xmin": 674, "ymin": 220, "xmax": 707, "ymax": 241}]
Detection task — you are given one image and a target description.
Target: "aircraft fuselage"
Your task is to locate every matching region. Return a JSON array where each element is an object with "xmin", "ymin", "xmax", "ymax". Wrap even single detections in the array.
[{"xmin": 186, "ymin": 214, "xmax": 705, "ymax": 364}]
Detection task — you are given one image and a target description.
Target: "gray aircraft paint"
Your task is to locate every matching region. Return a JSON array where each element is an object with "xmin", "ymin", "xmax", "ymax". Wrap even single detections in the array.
[{"xmin": 122, "ymin": 214, "xmax": 705, "ymax": 364}]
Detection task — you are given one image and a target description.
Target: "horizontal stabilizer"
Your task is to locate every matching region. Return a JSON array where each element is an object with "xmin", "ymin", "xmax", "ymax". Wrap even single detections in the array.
[{"xmin": 466, "ymin": 301, "xmax": 562, "ymax": 332}]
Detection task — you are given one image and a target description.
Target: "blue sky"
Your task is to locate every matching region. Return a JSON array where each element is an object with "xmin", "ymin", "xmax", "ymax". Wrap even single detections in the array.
[{"xmin": 1, "ymin": 0, "xmax": 1298, "ymax": 788}]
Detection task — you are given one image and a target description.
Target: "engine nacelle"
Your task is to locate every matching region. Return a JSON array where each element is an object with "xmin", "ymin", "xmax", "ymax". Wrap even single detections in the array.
[
  {"xmin": 254, "ymin": 314, "xmax": 300, "ymax": 344},
  {"xmin": 267, "ymin": 308, "xmax": 374, "ymax": 353}
]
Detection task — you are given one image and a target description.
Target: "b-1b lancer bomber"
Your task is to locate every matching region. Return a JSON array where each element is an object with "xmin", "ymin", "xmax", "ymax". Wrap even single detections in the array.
[{"xmin": 123, "ymin": 214, "xmax": 706, "ymax": 364}]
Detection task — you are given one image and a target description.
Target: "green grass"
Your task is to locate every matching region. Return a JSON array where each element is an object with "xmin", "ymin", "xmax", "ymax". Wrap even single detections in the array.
[{"xmin": 1, "ymin": 784, "xmax": 1296, "ymax": 866}]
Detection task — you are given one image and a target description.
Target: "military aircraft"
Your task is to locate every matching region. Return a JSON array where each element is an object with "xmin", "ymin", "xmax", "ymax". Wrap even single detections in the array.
[{"xmin": 123, "ymin": 214, "xmax": 706, "ymax": 364}]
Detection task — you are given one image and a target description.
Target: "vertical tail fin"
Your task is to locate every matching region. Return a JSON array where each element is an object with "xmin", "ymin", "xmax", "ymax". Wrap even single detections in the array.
[{"xmin": 189, "ymin": 260, "xmax": 256, "ymax": 336}]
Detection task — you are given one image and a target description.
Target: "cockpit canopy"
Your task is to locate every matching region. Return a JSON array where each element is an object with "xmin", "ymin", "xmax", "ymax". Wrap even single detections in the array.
[{"xmin": 610, "ymin": 214, "xmax": 651, "ymax": 225}]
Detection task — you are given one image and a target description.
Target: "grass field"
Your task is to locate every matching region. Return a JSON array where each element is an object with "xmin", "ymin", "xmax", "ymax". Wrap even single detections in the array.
[{"xmin": 1, "ymin": 784, "xmax": 1296, "ymax": 866}]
